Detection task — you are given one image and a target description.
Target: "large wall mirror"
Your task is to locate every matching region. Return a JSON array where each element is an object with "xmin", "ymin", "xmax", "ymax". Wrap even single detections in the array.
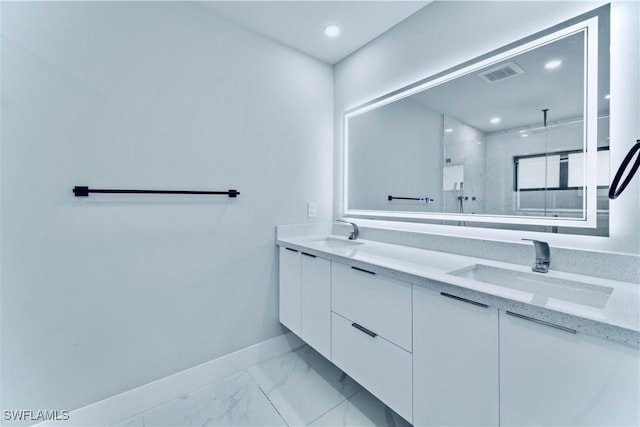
[{"xmin": 344, "ymin": 7, "xmax": 610, "ymax": 235}]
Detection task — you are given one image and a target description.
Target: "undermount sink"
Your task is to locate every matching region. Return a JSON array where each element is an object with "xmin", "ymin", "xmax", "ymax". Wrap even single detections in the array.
[
  {"xmin": 448, "ymin": 264, "xmax": 613, "ymax": 309},
  {"xmin": 308, "ymin": 237, "xmax": 364, "ymax": 248}
]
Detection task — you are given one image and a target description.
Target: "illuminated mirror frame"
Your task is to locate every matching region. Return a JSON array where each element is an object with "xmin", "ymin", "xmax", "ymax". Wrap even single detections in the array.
[{"xmin": 343, "ymin": 13, "xmax": 600, "ymax": 228}]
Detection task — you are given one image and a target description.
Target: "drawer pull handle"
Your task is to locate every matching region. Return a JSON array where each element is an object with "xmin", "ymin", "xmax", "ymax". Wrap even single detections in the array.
[
  {"xmin": 440, "ymin": 292, "xmax": 489, "ymax": 308},
  {"xmin": 301, "ymin": 252, "xmax": 317, "ymax": 258},
  {"xmin": 351, "ymin": 266, "xmax": 376, "ymax": 275},
  {"xmin": 285, "ymin": 248, "xmax": 299, "ymax": 253},
  {"xmin": 351, "ymin": 322, "xmax": 377, "ymax": 338},
  {"xmin": 506, "ymin": 311, "xmax": 577, "ymax": 334}
]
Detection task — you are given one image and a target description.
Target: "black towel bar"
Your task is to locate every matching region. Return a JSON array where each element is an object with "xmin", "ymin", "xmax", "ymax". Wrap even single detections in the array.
[
  {"xmin": 73, "ymin": 186, "xmax": 239, "ymax": 197},
  {"xmin": 388, "ymin": 195, "xmax": 434, "ymax": 203}
]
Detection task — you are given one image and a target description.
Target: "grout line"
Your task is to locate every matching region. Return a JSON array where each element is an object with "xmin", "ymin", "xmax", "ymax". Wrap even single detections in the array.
[
  {"xmin": 305, "ymin": 389, "xmax": 363, "ymax": 426},
  {"xmin": 246, "ymin": 368, "xmax": 290, "ymax": 427},
  {"xmin": 245, "ymin": 345, "xmax": 366, "ymax": 427}
]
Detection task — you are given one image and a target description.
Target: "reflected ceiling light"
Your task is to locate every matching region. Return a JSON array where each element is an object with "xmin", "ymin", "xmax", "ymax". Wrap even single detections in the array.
[
  {"xmin": 444, "ymin": 128, "xmax": 453, "ymax": 133},
  {"xmin": 519, "ymin": 129, "xmax": 528, "ymax": 133},
  {"xmin": 490, "ymin": 117, "xmax": 501, "ymax": 124},
  {"xmin": 324, "ymin": 25, "xmax": 341, "ymax": 37},
  {"xmin": 605, "ymin": 94, "xmax": 611, "ymax": 99},
  {"xmin": 544, "ymin": 59, "xmax": 563, "ymax": 70},
  {"xmin": 521, "ymin": 134, "xmax": 529, "ymax": 138}
]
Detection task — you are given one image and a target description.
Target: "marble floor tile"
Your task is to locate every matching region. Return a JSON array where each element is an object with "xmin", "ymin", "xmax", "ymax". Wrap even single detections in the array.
[
  {"xmin": 248, "ymin": 345, "xmax": 361, "ymax": 426},
  {"xmin": 110, "ymin": 415, "xmax": 145, "ymax": 427},
  {"xmin": 114, "ymin": 371, "xmax": 286, "ymax": 427},
  {"xmin": 308, "ymin": 389, "xmax": 412, "ymax": 427}
]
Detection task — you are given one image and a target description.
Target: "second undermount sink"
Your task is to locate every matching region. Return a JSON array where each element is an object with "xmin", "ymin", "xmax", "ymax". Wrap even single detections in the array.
[
  {"xmin": 448, "ymin": 264, "xmax": 613, "ymax": 309},
  {"xmin": 308, "ymin": 237, "xmax": 364, "ymax": 248}
]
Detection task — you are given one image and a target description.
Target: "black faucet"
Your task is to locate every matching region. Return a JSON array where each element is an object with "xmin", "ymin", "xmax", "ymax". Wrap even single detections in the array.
[{"xmin": 522, "ymin": 239, "xmax": 550, "ymax": 273}]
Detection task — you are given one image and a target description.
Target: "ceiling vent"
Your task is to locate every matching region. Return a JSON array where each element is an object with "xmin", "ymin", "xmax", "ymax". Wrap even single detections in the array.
[{"xmin": 477, "ymin": 61, "xmax": 524, "ymax": 83}]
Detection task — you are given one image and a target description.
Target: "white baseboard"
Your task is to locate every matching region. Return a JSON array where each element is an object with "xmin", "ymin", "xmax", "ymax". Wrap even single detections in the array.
[{"xmin": 34, "ymin": 333, "xmax": 304, "ymax": 427}]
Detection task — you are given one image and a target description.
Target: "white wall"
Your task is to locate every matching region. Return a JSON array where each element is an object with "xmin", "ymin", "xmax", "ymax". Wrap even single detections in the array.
[
  {"xmin": 1, "ymin": 1, "xmax": 332, "ymax": 416},
  {"xmin": 348, "ymin": 99, "xmax": 443, "ymax": 211},
  {"xmin": 334, "ymin": 1, "xmax": 640, "ymax": 255}
]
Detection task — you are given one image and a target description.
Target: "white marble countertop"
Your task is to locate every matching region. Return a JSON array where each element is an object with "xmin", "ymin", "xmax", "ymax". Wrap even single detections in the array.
[{"xmin": 277, "ymin": 234, "xmax": 640, "ymax": 348}]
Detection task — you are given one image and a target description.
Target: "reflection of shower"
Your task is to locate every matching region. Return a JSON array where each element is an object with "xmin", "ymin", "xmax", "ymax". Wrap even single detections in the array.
[
  {"xmin": 454, "ymin": 182, "xmax": 466, "ymax": 227},
  {"xmin": 542, "ymin": 108, "xmax": 549, "ymax": 216},
  {"xmin": 454, "ymin": 182, "xmax": 465, "ymax": 213}
]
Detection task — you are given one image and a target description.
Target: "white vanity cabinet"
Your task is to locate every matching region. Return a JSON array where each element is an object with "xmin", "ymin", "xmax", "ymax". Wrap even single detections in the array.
[
  {"xmin": 500, "ymin": 311, "xmax": 640, "ymax": 426},
  {"xmin": 279, "ymin": 239, "xmax": 640, "ymax": 427},
  {"xmin": 300, "ymin": 252, "xmax": 331, "ymax": 360},
  {"xmin": 413, "ymin": 286, "xmax": 499, "ymax": 427},
  {"xmin": 278, "ymin": 247, "xmax": 301, "ymax": 336},
  {"xmin": 331, "ymin": 262, "xmax": 413, "ymax": 423},
  {"xmin": 278, "ymin": 247, "xmax": 331, "ymax": 360}
]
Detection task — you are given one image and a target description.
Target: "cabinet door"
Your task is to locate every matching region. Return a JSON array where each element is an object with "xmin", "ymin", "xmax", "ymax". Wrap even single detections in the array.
[
  {"xmin": 332, "ymin": 312, "xmax": 413, "ymax": 423},
  {"xmin": 278, "ymin": 247, "xmax": 301, "ymax": 336},
  {"xmin": 500, "ymin": 311, "xmax": 640, "ymax": 426},
  {"xmin": 300, "ymin": 253, "xmax": 331, "ymax": 360},
  {"xmin": 413, "ymin": 286, "xmax": 499, "ymax": 427}
]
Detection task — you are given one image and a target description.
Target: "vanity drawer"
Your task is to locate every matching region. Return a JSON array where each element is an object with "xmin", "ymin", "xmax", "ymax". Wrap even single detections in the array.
[
  {"xmin": 331, "ymin": 262, "xmax": 412, "ymax": 351},
  {"xmin": 331, "ymin": 312, "xmax": 413, "ymax": 423}
]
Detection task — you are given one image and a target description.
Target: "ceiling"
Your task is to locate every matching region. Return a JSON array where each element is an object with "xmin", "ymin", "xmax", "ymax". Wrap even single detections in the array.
[
  {"xmin": 199, "ymin": 1, "xmax": 430, "ymax": 64},
  {"xmin": 409, "ymin": 28, "xmax": 610, "ymax": 133},
  {"xmin": 411, "ymin": 32, "xmax": 584, "ymax": 133}
]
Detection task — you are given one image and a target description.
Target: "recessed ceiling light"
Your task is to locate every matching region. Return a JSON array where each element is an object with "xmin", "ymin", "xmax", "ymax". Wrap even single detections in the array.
[
  {"xmin": 521, "ymin": 134, "xmax": 529, "ymax": 138},
  {"xmin": 490, "ymin": 117, "xmax": 501, "ymax": 124},
  {"xmin": 444, "ymin": 128, "xmax": 453, "ymax": 133},
  {"xmin": 519, "ymin": 129, "xmax": 528, "ymax": 133},
  {"xmin": 324, "ymin": 25, "xmax": 340, "ymax": 37},
  {"xmin": 544, "ymin": 59, "xmax": 563, "ymax": 70},
  {"xmin": 605, "ymin": 94, "xmax": 611, "ymax": 100}
]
